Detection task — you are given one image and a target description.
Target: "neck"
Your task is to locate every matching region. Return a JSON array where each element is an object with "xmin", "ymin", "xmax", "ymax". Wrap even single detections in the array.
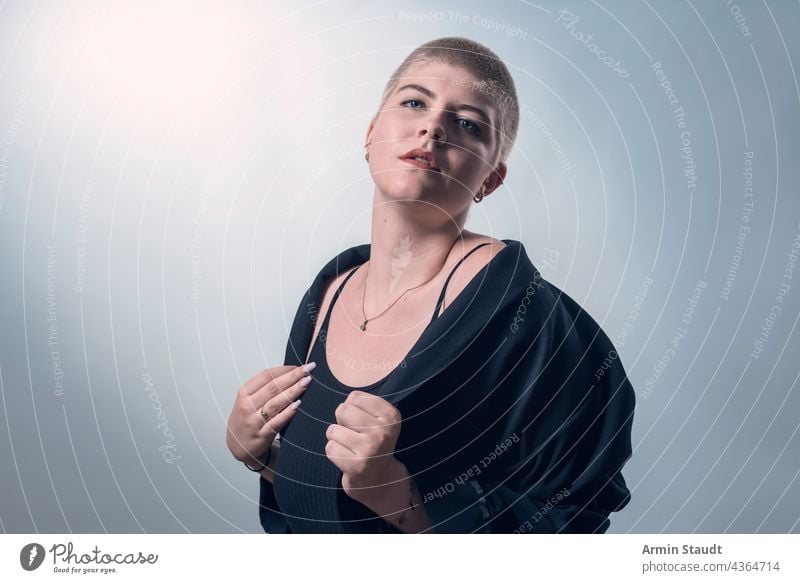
[{"xmin": 364, "ymin": 189, "xmax": 469, "ymax": 310}]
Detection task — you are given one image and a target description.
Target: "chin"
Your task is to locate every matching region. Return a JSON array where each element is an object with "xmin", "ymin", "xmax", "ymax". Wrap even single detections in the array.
[
  {"xmin": 376, "ymin": 178, "xmax": 432, "ymax": 201},
  {"xmin": 386, "ymin": 168, "xmax": 450, "ymax": 195}
]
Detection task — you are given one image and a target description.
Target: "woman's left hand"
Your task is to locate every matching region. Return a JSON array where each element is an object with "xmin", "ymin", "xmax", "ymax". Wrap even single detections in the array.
[{"xmin": 325, "ymin": 390, "xmax": 403, "ymax": 504}]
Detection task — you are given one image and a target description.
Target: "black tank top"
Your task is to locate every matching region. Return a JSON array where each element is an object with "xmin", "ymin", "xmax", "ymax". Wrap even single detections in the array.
[{"xmin": 272, "ymin": 242, "xmax": 492, "ymax": 533}]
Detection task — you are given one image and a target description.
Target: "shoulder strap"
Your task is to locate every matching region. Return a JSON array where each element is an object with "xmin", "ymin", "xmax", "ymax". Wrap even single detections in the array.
[
  {"xmin": 320, "ymin": 265, "xmax": 361, "ymax": 329},
  {"xmin": 430, "ymin": 242, "xmax": 493, "ymax": 323}
]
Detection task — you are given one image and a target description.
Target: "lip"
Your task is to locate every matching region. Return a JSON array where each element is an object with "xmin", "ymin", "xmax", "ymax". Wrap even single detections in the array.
[{"xmin": 399, "ymin": 148, "xmax": 441, "ymax": 172}]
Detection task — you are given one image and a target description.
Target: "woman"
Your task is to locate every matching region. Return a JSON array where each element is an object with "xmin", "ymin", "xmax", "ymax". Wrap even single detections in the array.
[{"xmin": 226, "ymin": 37, "xmax": 635, "ymax": 533}]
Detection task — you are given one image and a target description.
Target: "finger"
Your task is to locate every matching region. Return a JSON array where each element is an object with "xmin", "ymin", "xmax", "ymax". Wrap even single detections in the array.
[
  {"xmin": 242, "ymin": 365, "xmax": 296, "ymax": 396},
  {"xmin": 259, "ymin": 374, "xmax": 313, "ymax": 420},
  {"xmin": 325, "ymin": 438, "xmax": 357, "ymax": 472},
  {"xmin": 337, "ymin": 398, "xmax": 400, "ymax": 433},
  {"xmin": 326, "ymin": 423, "xmax": 362, "ymax": 453},
  {"xmin": 252, "ymin": 363, "xmax": 314, "ymax": 405},
  {"xmin": 334, "ymin": 402, "xmax": 379, "ymax": 433},
  {"xmin": 257, "ymin": 397, "xmax": 302, "ymax": 439},
  {"xmin": 345, "ymin": 391, "xmax": 394, "ymax": 419}
]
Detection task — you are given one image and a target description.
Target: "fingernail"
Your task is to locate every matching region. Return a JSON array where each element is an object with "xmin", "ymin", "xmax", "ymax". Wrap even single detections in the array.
[
  {"xmin": 299, "ymin": 376, "xmax": 312, "ymax": 387},
  {"xmin": 291, "ymin": 399, "xmax": 302, "ymax": 410},
  {"xmin": 302, "ymin": 362, "xmax": 317, "ymax": 373}
]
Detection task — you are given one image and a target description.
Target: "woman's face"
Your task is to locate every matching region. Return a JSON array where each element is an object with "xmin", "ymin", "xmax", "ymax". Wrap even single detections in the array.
[{"xmin": 365, "ymin": 60, "xmax": 506, "ymax": 221}]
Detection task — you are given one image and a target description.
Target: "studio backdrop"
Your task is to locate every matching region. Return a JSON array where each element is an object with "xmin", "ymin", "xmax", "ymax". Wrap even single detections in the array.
[{"xmin": 0, "ymin": 0, "xmax": 798, "ymax": 534}]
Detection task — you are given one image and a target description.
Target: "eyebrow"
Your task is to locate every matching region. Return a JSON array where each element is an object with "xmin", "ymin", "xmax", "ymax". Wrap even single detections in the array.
[{"xmin": 395, "ymin": 83, "xmax": 492, "ymax": 126}]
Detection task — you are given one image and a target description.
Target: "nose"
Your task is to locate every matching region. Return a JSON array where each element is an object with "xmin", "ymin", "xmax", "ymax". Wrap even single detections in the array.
[{"xmin": 418, "ymin": 111, "xmax": 447, "ymax": 144}]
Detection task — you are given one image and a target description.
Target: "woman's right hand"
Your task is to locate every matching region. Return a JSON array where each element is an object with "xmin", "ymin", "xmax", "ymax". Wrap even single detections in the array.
[{"xmin": 226, "ymin": 363, "xmax": 315, "ymax": 465}]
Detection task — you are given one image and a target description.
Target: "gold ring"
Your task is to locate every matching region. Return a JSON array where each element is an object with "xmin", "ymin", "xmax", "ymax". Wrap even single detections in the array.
[{"xmin": 259, "ymin": 406, "xmax": 270, "ymax": 424}]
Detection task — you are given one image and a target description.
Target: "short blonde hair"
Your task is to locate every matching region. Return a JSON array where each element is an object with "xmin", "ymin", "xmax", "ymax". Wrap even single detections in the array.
[{"xmin": 377, "ymin": 36, "xmax": 520, "ymax": 165}]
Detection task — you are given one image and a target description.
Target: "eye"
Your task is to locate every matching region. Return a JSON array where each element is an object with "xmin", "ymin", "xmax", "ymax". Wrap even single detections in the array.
[
  {"xmin": 400, "ymin": 99, "xmax": 424, "ymax": 109},
  {"xmin": 400, "ymin": 99, "xmax": 482, "ymax": 138},
  {"xmin": 457, "ymin": 118, "xmax": 481, "ymax": 136}
]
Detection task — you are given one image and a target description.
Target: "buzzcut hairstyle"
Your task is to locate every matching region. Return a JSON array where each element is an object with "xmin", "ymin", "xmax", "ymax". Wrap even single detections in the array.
[{"xmin": 376, "ymin": 36, "xmax": 520, "ymax": 165}]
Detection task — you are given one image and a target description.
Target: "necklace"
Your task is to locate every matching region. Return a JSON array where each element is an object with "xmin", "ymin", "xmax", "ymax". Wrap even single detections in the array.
[{"xmin": 359, "ymin": 233, "xmax": 462, "ymax": 331}]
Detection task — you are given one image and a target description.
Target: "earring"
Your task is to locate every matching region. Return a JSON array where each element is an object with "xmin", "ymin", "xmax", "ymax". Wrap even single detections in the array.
[
  {"xmin": 364, "ymin": 142, "xmax": 371, "ymax": 163},
  {"xmin": 473, "ymin": 186, "xmax": 486, "ymax": 203}
]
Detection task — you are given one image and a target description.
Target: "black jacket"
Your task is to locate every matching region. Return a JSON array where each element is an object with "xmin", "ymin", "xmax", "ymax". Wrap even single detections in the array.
[{"xmin": 259, "ymin": 238, "xmax": 635, "ymax": 533}]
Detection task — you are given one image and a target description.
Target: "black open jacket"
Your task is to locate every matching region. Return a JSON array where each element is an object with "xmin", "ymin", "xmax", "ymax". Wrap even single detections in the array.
[{"xmin": 259, "ymin": 238, "xmax": 635, "ymax": 533}]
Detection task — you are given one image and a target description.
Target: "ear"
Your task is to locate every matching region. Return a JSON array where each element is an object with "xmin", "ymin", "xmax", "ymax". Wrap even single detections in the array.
[
  {"xmin": 482, "ymin": 162, "xmax": 507, "ymax": 196},
  {"xmin": 365, "ymin": 116, "xmax": 376, "ymax": 146}
]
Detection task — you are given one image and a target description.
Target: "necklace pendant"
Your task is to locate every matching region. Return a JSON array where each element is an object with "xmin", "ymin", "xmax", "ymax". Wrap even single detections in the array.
[{"xmin": 360, "ymin": 321, "xmax": 367, "ymax": 331}]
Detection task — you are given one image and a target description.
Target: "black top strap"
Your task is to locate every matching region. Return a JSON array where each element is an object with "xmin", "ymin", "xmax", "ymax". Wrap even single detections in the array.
[
  {"xmin": 321, "ymin": 265, "xmax": 361, "ymax": 330},
  {"xmin": 430, "ymin": 242, "xmax": 493, "ymax": 323}
]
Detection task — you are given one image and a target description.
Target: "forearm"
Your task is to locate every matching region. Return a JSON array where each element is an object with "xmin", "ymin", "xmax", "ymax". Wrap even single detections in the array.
[{"xmin": 361, "ymin": 461, "xmax": 433, "ymax": 533}]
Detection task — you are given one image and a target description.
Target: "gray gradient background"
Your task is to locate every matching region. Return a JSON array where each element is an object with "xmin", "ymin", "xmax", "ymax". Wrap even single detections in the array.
[{"xmin": 0, "ymin": 0, "xmax": 798, "ymax": 534}]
